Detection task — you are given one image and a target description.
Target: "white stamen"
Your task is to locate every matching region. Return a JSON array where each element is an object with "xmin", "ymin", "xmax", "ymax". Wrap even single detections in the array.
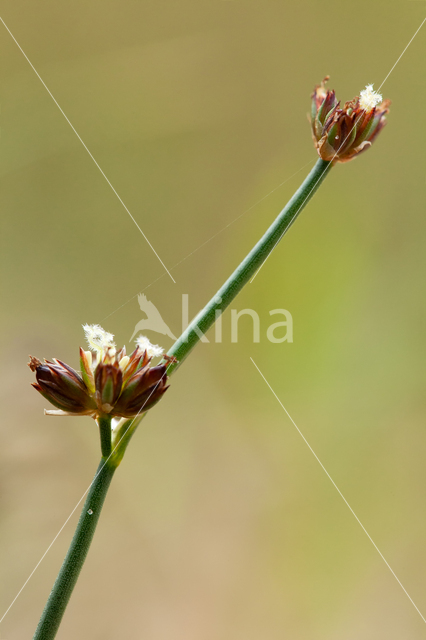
[
  {"xmin": 83, "ymin": 324, "xmax": 116, "ymax": 355},
  {"xmin": 359, "ymin": 84, "xmax": 382, "ymax": 111},
  {"xmin": 135, "ymin": 335, "xmax": 163, "ymax": 359}
]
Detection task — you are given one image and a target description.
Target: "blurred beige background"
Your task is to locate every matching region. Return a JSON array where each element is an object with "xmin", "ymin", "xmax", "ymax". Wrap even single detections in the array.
[{"xmin": 1, "ymin": 1, "xmax": 426, "ymax": 638}]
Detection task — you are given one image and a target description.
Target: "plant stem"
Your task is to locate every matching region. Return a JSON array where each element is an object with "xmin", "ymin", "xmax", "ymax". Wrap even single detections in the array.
[
  {"xmin": 166, "ymin": 157, "xmax": 331, "ymax": 373},
  {"xmin": 32, "ymin": 459, "xmax": 116, "ymax": 640},
  {"xmin": 32, "ymin": 156, "xmax": 331, "ymax": 638},
  {"xmin": 98, "ymin": 415, "xmax": 112, "ymax": 457}
]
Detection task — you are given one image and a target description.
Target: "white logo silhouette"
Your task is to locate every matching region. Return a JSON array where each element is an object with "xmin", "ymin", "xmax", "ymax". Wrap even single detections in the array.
[{"xmin": 130, "ymin": 294, "xmax": 177, "ymax": 342}]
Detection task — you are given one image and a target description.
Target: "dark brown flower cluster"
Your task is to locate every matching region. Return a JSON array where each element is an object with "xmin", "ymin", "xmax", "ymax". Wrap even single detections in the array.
[
  {"xmin": 28, "ymin": 344, "xmax": 171, "ymax": 419},
  {"xmin": 311, "ymin": 77, "xmax": 390, "ymax": 163}
]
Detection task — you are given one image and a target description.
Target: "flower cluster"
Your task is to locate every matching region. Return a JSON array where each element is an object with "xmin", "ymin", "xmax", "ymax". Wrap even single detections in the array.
[
  {"xmin": 28, "ymin": 325, "xmax": 171, "ymax": 419},
  {"xmin": 311, "ymin": 77, "xmax": 390, "ymax": 163}
]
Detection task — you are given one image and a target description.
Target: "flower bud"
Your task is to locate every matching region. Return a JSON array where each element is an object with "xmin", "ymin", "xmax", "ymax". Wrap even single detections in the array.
[
  {"xmin": 95, "ymin": 363, "xmax": 123, "ymax": 414},
  {"xmin": 311, "ymin": 77, "xmax": 390, "ymax": 163},
  {"xmin": 29, "ymin": 356, "xmax": 96, "ymax": 416},
  {"xmin": 113, "ymin": 364, "xmax": 169, "ymax": 418}
]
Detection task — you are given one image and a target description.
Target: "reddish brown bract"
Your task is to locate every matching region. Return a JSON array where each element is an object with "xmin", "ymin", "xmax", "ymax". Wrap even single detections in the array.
[{"xmin": 311, "ymin": 77, "xmax": 390, "ymax": 164}]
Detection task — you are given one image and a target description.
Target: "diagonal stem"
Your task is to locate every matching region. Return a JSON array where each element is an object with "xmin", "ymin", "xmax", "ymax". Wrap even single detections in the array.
[{"xmin": 166, "ymin": 158, "xmax": 331, "ymax": 373}]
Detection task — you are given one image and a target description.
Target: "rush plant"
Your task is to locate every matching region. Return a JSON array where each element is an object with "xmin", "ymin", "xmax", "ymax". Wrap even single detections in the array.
[{"xmin": 29, "ymin": 78, "xmax": 390, "ymax": 640}]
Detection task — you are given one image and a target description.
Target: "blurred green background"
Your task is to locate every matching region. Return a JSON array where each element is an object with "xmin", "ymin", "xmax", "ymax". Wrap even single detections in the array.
[{"xmin": 1, "ymin": 1, "xmax": 426, "ymax": 638}]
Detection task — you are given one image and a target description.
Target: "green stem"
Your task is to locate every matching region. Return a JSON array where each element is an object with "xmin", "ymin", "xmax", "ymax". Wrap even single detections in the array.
[
  {"xmin": 166, "ymin": 157, "xmax": 331, "ymax": 372},
  {"xmin": 32, "ymin": 156, "xmax": 331, "ymax": 639},
  {"xmin": 32, "ymin": 459, "xmax": 116, "ymax": 640},
  {"xmin": 98, "ymin": 415, "xmax": 112, "ymax": 458}
]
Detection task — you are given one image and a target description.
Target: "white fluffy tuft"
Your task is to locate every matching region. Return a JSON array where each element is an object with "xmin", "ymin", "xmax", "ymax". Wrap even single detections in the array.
[
  {"xmin": 135, "ymin": 334, "xmax": 163, "ymax": 359},
  {"xmin": 83, "ymin": 324, "xmax": 116, "ymax": 354},
  {"xmin": 359, "ymin": 84, "xmax": 382, "ymax": 111}
]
